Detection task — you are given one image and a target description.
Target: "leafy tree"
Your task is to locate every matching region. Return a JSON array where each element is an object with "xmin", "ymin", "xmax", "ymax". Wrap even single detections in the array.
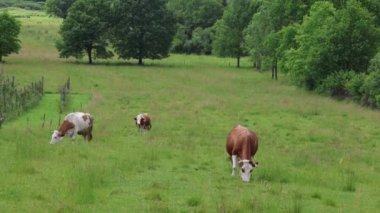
[
  {"xmin": 45, "ymin": 0, "xmax": 76, "ymax": 18},
  {"xmin": 329, "ymin": 0, "xmax": 380, "ymax": 72},
  {"xmin": 283, "ymin": 0, "xmax": 379, "ymax": 89},
  {"xmin": 168, "ymin": 0, "xmax": 223, "ymax": 54},
  {"xmin": 283, "ymin": 1, "xmax": 337, "ymax": 89},
  {"xmin": 187, "ymin": 27, "xmax": 214, "ymax": 55},
  {"xmin": 245, "ymin": 0, "xmax": 315, "ymax": 78},
  {"xmin": 111, "ymin": 0, "xmax": 176, "ymax": 65},
  {"xmin": 213, "ymin": 0, "xmax": 255, "ymax": 67},
  {"xmin": 57, "ymin": 0, "xmax": 112, "ymax": 64},
  {"xmin": 0, "ymin": 11, "xmax": 21, "ymax": 62}
]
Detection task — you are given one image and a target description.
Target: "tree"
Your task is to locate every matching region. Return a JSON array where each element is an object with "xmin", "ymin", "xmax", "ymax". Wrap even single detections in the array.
[
  {"xmin": 283, "ymin": 1, "xmax": 380, "ymax": 89},
  {"xmin": 168, "ymin": 0, "xmax": 223, "ymax": 54},
  {"xmin": 111, "ymin": 0, "xmax": 176, "ymax": 65},
  {"xmin": 45, "ymin": 0, "xmax": 76, "ymax": 18},
  {"xmin": 56, "ymin": 0, "xmax": 112, "ymax": 64},
  {"xmin": 212, "ymin": 0, "xmax": 255, "ymax": 67},
  {"xmin": 329, "ymin": 0, "xmax": 380, "ymax": 72},
  {"xmin": 283, "ymin": 2, "xmax": 338, "ymax": 89},
  {"xmin": 245, "ymin": 0, "xmax": 315, "ymax": 78},
  {"xmin": 0, "ymin": 11, "xmax": 21, "ymax": 62}
]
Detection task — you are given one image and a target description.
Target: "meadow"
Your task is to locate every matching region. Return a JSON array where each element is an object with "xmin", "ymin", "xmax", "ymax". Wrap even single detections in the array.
[{"xmin": 0, "ymin": 8, "xmax": 380, "ymax": 212}]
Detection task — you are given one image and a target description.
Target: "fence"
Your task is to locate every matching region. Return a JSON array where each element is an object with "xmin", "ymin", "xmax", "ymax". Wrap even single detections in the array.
[
  {"xmin": 0, "ymin": 75, "xmax": 44, "ymax": 125},
  {"xmin": 59, "ymin": 77, "xmax": 70, "ymax": 113}
]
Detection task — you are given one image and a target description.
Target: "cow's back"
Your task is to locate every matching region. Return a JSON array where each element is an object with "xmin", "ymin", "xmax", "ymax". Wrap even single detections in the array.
[
  {"xmin": 65, "ymin": 112, "xmax": 92, "ymax": 131},
  {"xmin": 226, "ymin": 125, "xmax": 258, "ymax": 158},
  {"xmin": 226, "ymin": 125, "xmax": 245, "ymax": 156}
]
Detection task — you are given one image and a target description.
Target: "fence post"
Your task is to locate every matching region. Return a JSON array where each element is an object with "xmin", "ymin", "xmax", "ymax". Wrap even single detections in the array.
[
  {"xmin": 42, "ymin": 113, "xmax": 46, "ymax": 128},
  {"xmin": 67, "ymin": 77, "xmax": 70, "ymax": 90},
  {"xmin": 0, "ymin": 62, "xmax": 3, "ymax": 76},
  {"xmin": 0, "ymin": 112, "xmax": 4, "ymax": 128},
  {"xmin": 58, "ymin": 114, "xmax": 61, "ymax": 127}
]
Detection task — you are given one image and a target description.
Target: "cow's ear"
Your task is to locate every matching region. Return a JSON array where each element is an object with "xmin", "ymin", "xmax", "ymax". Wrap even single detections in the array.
[
  {"xmin": 250, "ymin": 161, "xmax": 258, "ymax": 167},
  {"xmin": 134, "ymin": 117, "xmax": 137, "ymax": 120}
]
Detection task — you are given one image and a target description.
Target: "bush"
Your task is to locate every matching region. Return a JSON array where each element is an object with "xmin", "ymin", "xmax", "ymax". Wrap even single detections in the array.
[
  {"xmin": 361, "ymin": 70, "xmax": 380, "ymax": 108},
  {"xmin": 0, "ymin": 0, "xmax": 44, "ymax": 10},
  {"xmin": 368, "ymin": 52, "xmax": 380, "ymax": 73},
  {"xmin": 346, "ymin": 73, "xmax": 366, "ymax": 102},
  {"xmin": 316, "ymin": 71, "xmax": 355, "ymax": 97}
]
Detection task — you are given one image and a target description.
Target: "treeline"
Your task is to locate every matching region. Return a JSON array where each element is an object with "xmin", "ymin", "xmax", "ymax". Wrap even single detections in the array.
[
  {"xmin": 51, "ymin": 0, "xmax": 176, "ymax": 65},
  {"xmin": 0, "ymin": 76, "xmax": 44, "ymax": 122},
  {"xmin": 237, "ymin": 0, "xmax": 380, "ymax": 109},
  {"xmin": 5, "ymin": 0, "xmax": 380, "ymax": 109},
  {"xmin": 0, "ymin": 0, "xmax": 45, "ymax": 10}
]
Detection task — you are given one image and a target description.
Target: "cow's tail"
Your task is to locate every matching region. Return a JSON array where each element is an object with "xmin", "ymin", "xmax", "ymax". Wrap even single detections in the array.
[{"xmin": 89, "ymin": 115, "xmax": 94, "ymax": 127}]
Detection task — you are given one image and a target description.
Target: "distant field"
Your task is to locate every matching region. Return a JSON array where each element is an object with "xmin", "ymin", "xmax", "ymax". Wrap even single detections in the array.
[{"xmin": 0, "ymin": 8, "xmax": 379, "ymax": 212}]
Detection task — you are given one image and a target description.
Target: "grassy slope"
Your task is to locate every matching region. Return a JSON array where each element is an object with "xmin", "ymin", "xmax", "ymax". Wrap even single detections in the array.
[{"xmin": 0, "ymin": 8, "xmax": 379, "ymax": 212}]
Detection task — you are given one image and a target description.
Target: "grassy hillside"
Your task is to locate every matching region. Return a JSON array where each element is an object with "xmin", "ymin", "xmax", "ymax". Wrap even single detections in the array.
[{"xmin": 0, "ymin": 8, "xmax": 379, "ymax": 212}]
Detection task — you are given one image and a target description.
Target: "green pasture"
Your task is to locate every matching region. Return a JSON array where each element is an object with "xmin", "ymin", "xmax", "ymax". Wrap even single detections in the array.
[{"xmin": 0, "ymin": 8, "xmax": 379, "ymax": 212}]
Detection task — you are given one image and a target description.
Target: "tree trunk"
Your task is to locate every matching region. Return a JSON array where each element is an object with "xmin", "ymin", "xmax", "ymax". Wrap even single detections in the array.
[
  {"xmin": 237, "ymin": 56, "xmax": 240, "ymax": 68},
  {"xmin": 87, "ymin": 48, "xmax": 92, "ymax": 64},
  {"xmin": 274, "ymin": 64, "xmax": 278, "ymax": 80},
  {"xmin": 139, "ymin": 56, "xmax": 142, "ymax": 65},
  {"xmin": 271, "ymin": 59, "xmax": 278, "ymax": 80}
]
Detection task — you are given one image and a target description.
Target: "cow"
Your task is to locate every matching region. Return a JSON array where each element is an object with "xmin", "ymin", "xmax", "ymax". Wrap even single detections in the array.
[
  {"xmin": 226, "ymin": 124, "xmax": 259, "ymax": 182},
  {"xmin": 50, "ymin": 112, "xmax": 94, "ymax": 144},
  {"xmin": 134, "ymin": 113, "xmax": 152, "ymax": 132}
]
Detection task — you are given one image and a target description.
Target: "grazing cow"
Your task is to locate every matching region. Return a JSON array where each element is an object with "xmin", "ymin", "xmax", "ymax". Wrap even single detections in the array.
[
  {"xmin": 226, "ymin": 125, "xmax": 259, "ymax": 182},
  {"xmin": 50, "ymin": 112, "xmax": 94, "ymax": 144},
  {"xmin": 134, "ymin": 113, "xmax": 152, "ymax": 132}
]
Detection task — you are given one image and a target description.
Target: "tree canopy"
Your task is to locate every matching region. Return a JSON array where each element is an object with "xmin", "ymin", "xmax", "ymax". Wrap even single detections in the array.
[
  {"xmin": 283, "ymin": 1, "xmax": 380, "ymax": 89},
  {"xmin": 0, "ymin": 11, "xmax": 21, "ymax": 62},
  {"xmin": 111, "ymin": 0, "xmax": 176, "ymax": 65},
  {"xmin": 168, "ymin": 0, "xmax": 223, "ymax": 54},
  {"xmin": 212, "ymin": 0, "xmax": 255, "ymax": 67},
  {"xmin": 56, "ymin": 0, "xmax": 112, "ymax": 64},
  {"xmin": 45, "ymin": 0, "xmax": 76, "ymax": 18}
]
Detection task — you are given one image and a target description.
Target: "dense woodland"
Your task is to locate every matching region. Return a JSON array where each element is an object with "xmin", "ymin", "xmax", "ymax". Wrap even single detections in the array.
[{"xmin": 1, "ymin": 0, "xmax": 380, "ymax": 109}]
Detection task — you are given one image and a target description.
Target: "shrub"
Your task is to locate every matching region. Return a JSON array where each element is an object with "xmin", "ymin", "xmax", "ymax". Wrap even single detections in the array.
[
  {"xmin": 368, "ymin": 52, "xmax": 380, "ymax": 73},
  {"xmin": 361, "ymin": 70, "xmax": 380, "ymax": 108},
  {"xmin": 316, "ymin": 71, "xmax": 355, "ymax": 98},
  {"xmin": 345, "ymin": 73, "xmax": 366, "ymax": 102}
]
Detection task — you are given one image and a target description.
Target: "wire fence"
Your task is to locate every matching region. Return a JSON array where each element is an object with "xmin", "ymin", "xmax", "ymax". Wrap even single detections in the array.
[{"xmin": 0, "ymin": 75, "xmax": 44, "ymax": 127}]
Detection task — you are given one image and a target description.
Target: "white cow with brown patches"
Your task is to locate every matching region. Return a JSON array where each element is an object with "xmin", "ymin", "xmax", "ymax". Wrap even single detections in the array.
[
  {"xmin": 50, "ymin": 112, "xmax": 94, "ymax": 144},
  {"xmin": 134, "ymin": 113, "xmax": 152, "ymax": 132}
]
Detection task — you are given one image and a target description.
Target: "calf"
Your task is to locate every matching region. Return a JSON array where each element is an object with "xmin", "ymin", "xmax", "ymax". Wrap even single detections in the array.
[
  {"xmin": 50, "ymin": 112, "xmax": 94, "ymax": 144},
  {"xmin": 226, "ymin": 125, "xmax": 259, "ymax": 182},
  {"xmin": 134, "ymin": 113, "xmax": 152, "ymax": 132}
]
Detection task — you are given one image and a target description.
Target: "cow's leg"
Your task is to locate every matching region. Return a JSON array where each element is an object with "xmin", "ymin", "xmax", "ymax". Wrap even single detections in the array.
[{"xmin": 231, "ymin": 155, "xmax": 237, "ymax": 176}]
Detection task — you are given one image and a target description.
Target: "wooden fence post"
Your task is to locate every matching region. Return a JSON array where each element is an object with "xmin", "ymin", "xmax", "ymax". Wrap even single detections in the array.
[
  {"xmin": 42, "ymin": 113, "xmax": 46, "ymax": 128},
  {"xmin": 0, "ymin": 112, "xmax": 4, "ymax": 128},
  {"xmin": 58, "ymin": 114, "xmax": 61, "ymax": 127}
]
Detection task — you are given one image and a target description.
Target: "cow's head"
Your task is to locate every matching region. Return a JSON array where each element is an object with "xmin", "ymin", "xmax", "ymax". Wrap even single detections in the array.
[
  {"xmin": 239, "ymin": 160, "xmax": 258, "ymax": 182},
  {"xmin": 134, "ymin": 114, "xmax": 144, "ymax": 125},
  {"xmin": 50, "ymin": 130, "xmax": 63, "ymax": 144}
]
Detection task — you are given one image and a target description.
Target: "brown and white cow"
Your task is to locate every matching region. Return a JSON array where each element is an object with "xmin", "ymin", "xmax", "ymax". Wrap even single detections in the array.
[
  {"xmin": 226, "ymin": 125, "xmax": 259, "ymax": 182},
  {"xmin": 50, "ymin": 112, "xmax": 94, "ymax": 144},
  {"xmin": 134, "ymin": 113, "xmax": 152, "ymax": 132}
]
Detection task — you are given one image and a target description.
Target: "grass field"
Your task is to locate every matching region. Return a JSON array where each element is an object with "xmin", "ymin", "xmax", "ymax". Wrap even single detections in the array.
[{"xmin": 0, "ymin": 8, "xmax": 380, "ymax": 212}]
